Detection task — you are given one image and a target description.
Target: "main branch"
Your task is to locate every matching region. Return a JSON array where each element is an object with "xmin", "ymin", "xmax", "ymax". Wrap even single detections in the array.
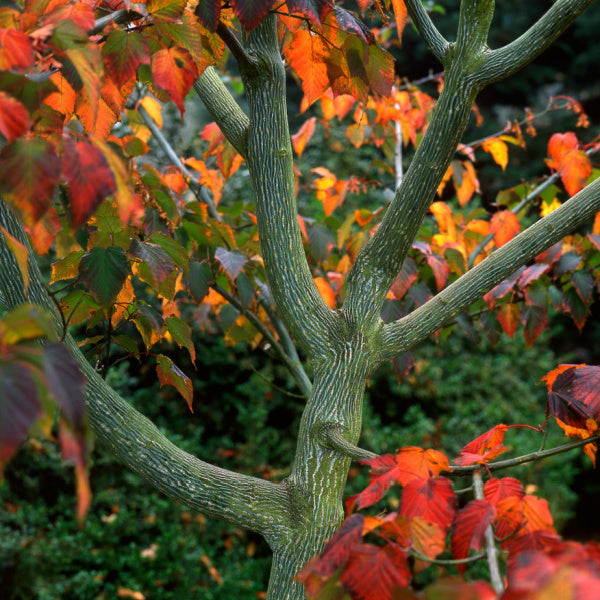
[{"xmin": 240, "ymin": 15, "xmax": 340, "ymax": 357}]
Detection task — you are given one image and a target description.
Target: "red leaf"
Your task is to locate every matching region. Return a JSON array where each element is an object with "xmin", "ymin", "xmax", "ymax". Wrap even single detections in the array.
[
  {"xmin": 151, "ymin": 46, "xmax": 199, "ymax": 118},
  {"xmin": 347, "ymin": 447, "xmax": 450, "ymax": 511},
  {"xmin": 484, "ymin": 477, "xmax": 524, "ymax": 507},
  {"xmin": 341, "ymin": 543, "xmax": 411, "ymax": 599},
  {"xmin": 412, "ymin": 241, "xmax": 449, "ymax": 291},
  {"xmin": 0, "ymin": 92, "xmax": 29, "ymax": 141},
  {"xmin": 0, "ymin": 28, "xmax": 34, "ymax": 70},
  {"xmin": 496, "ymin": 303, "xmax": 520, "ymax": 339},
  {"xmin": 0, "ymin": 362, "xmax": 42, "ymax": 473},
  {"xmin": 286, "ymin": 0, "xmax": 333, "ymax": 28},
  {"xmin": 547, "ymin": 132, "xmax": 593, "ymax": 196},
  {"xmin": 399, "ymin": 477, "xmax": 457, "ymax": 530},
  {"xmin": 490, "ymin": 210, "xmax": 520, "ymax": 248},
  {"xmin": 194, "ymin": 0, "xmax": 221, "ymax": 31},
  {"xmin": 0, "ymin": 136, "xmax": 60, "ymax": 226},
  {"xmin": 62, "ymin": 137, "xmax": 117, "ymax": 226},
  {"xmin": 43, "ymin": 343, "xmax": 86, "ymax": 429},
  {"xmin": 451, "ymin": 499, "xmax": 495, "ymax": 572},
  {"xmin": 297, "ymin": 513, "xmax": 364, "ymax": 593},
  {"xmin": 391, "ymin": 256, "xmax": 418, "ymax": 299},
  {"xmin": 102, "ymin": 30, "xmax": 150, "ymax": 88},
  {"xmin": 494, "ymin": 495, "xmax": 555, "ymax": 543},
  {"xmin": 231, "ymin": 0, "xmax": 275, "ymax": 29},
  {"xmin": 454, "ymin": 424, "xmax": 509, "ymax": 466},
  {"xmin": 543, "ymin": 364, "xmax": 600, "ymax": 427},
  {"xmin": 392, "ymin": 351, "xmax": 414, "ymax": 384}
]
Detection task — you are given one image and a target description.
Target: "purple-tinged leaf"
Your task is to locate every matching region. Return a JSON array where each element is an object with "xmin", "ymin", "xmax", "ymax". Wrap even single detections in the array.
[
  {"xmin": 0, "ymin": 362, "xmax": 42, "ymax": 472},
  {"xmin": 516, "ymin": 264, "xmax": 549, "ymax": 289},
  {"xmin": 43, "ymin": 343, "xmax": 86, "ymax": 429},
  {"xmin": 129, "ymin": 238, "xmax": 175, "ymax": 285},
  {"xmin": 215, "ymin": 247, "xmax": 247, "ymax": 280},
  {"xmin": 392, "ymin": 352, "xmax": 414, "ymax": 384}
]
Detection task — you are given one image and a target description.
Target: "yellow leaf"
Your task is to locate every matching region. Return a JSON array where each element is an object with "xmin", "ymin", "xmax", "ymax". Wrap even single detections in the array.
[
  {"xmin": 482, "ymin": 137, "xmax": 508, "ymax": 170},
  {"xmin": 540, "ymin": 197, "xmax": 562, "ymax": 217}
]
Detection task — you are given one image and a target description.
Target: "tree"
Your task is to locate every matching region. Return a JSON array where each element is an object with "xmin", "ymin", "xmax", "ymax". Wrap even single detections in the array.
[{"xmin": 0, "ymin": 0, "xmax": 599, "ymax": 598}]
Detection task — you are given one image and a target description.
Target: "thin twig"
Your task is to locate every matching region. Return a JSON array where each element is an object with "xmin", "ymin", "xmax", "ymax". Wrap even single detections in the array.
[
  {"xmin": 449, "ymin": 434, "xmax": 600, "ymax": 475},
  {"xmin": 212, "ymin": 283, "xmax": 310, "ymax": 398},
  {"xmin": 410, "ymin": 548, "xmax": 486, "ymax": 566},
  {"xmin": 243, "ymin": 360, "xmax": 305, "ymax": 399},
  {"xmin": 473, "ymin": 468, "xmax": 504, "ymax": 594},
  {"xmin": 137, "ymin": 102, "xmax": 222, "ymax": 221}
]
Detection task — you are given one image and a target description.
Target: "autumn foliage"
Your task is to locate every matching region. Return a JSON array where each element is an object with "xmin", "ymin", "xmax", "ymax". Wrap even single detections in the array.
[{"xmin": 0, "ymin": 0, "xmax": 600, "ymax": 597}]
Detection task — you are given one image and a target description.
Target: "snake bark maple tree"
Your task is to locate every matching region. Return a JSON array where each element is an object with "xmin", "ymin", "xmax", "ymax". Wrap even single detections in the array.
[{"xmin": 0, "ymin": 0, "xmax": 599, "ymax": 598}]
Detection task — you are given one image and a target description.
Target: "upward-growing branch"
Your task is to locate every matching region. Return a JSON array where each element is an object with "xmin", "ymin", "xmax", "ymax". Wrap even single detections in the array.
[
  {"xmin": 240, "ymin": 15, "xmax": 340, "ymax": 357},
  {"xmin": 476, "ymin": 0, "xmax": 597, "ymax": 85},
  {"xmin": 343, "ymin": 0, "xmax": 495, "ymax": 337}
]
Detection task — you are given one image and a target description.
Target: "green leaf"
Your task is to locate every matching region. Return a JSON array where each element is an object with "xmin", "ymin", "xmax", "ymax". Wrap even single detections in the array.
[
  {"xmin": 236, "ymin": 272, "xmax": 255, "ymax": 309},
  {"xmin": 156, "ymin": 354, "xmax": 193, "ymax": 411},
  {"xmin": 78, "ymin": 246, "xmax": 130, "ymax": 306},
  {"xmin": 164, "ymin": 314, "xmax": 195, "ymax": 363},
  {"xmin": 149, "ymin": 232, "xmax": 190, "ymax": 276},
  {"xmin": 51, "ymin": 250, "xmax": 85, "ymax": 282},
  {"xmin": 189, "ymin": 260, "xmax": 212, "ymax": 303},
  {"xmin": 101, "ymin": 29, "xmax": 150, "ymax": 88},
  {"xmin": 0, "ymin": 305, "xmax": 57, "ymax": 346}
]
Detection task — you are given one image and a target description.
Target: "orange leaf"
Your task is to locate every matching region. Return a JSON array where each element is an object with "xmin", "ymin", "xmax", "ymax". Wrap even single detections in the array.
[
  {"xmin": 454, "ymin": 424, "xmax": 509, "ymax": 466},
  {"xmin": 484, "ymin": 477, "xmax": 524, "ymax": 507},
  {"xmin": 490, "ymin": 210, "xmax": 520, "ymax": 247},
  {"xmin": 314, "ymin": 276, "xmax": 336, "ymax": 308},
  {"xmin": 452, "ymin": 160, "xmax": 479, "ymax": 206},
  {"xmin": 346, "ymin": 447, "xmax": 449, "ymax": 512},
  {"xmin": 284, "ymin": 29, "xmax": 330, "ymax": 106},
  {"xmin": 391, "ymin": 0, "xmax": 408, "ymax": 43},
  {"xmin": 482, "ymin": 137, "xmax": 508, "ymax": 170},
  {"xmin": 0, "ymin": 28, "xmax": 34, "ymax": 70},
  {"xmin": 547, "ymin": 132, "xmax": 593, "ymax": 196},
  {"xmin": 497, "ymin": 303, "xmax": 520, "ymax": 338},
  {"xmin": 151, "ymin": 46, "xmax": 199, "ymax": 118},
  {"xmin": 291, "ymin": 116, "xmax": 316, "ymax": 158}
]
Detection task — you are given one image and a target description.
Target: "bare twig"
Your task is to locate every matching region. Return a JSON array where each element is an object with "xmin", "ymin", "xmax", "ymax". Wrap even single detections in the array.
[{"xmin": 473, "ymin": 468, "xmax": 504, "ymax": 594}]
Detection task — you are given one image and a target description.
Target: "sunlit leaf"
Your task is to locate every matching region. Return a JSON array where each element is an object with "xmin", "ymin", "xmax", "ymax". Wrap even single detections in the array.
[
  {"xmin": 450, "ymin": 499, "xmax": 495, "ymax": 571},
  {"xmin": 482, "ymin": 137, "xmax": 508, "ymax": 170},
  {"xmin": 156, "ymin": 354, "xmax": 194, "ymax": 411},
  {"xmin": 0, "ymin": 92, "xmax": 29, "ymax": 140},
  {"xmin": 399, "ymin": 477, "xmax": 457, "ymax": 530},
  {"xmin": 292, "ymin": 116, "xmax": 317, "ymax": 157},
  {"xmin": 151, "ymin": 46, "xmax": 199, "ymax": 118},
  {"xmin": 490, "ymin": 210, "xmax": 520, "ymax": 248},
  {"xmin": 0, "ymin": 28, "xmax": 34, "ymax": 70},
  {"xmin": 547, "ymin": 132, "xmax": 592, "ymax": 196},
  {"xmin": 454, "ymin": 424, "xmax": 509, "ymax": 466},
  {"xmin": 314, "ymin": 276, "xmax": 336, "ymax": 308},
  {"xmin": 102, "ymin": 30, "xmax": 150, "ymax": 88}
]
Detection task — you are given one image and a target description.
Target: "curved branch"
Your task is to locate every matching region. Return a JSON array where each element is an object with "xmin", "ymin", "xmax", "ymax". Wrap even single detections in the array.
[
  {"xmin": 475, "ymin": 0, "xmax": 596, "ymax": 85},
  {"xmin": 193, "ymin": 67, "xmax": 249, "ymax": 159},
  {"xmin": 378, "ymin": 175, "xmax": 600, "ymax": 362},
  {"xmin": 0, "ymin": 199, "xmax": 290, "ymax": 541},
  {"xmin": 404, "ymin": 0, "xmax": 448, "ymax": 64},
  {"xmin": 314, "ymin": 423, "xmax": 377, "ymax": 461},
  {"xmin": 240, "ymin": 15, "xmax": 339, "ymax": 356}
]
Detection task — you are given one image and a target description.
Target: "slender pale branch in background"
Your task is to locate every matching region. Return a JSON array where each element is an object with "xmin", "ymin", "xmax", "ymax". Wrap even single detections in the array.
[
  {"xmin": 193, "ymin": 67, "xmax": 250, "ymax": 159},
  {"xmin": 403, "ymin": 0, "xmax": 449, "ymax": 64},
  {"xmin": 137, "ymin": 103, "xmax": 221, "ymax": 221},
  {"xmin": 475, "ymin": 0, "xmax": 597, "ymax": 85},
  {"xmin": 473, "ymin": 469, "xmax": 504, "ymax": 595},
  {"xmin": 90, "ymin": 9, "xmax": 141, "ymax": 36},
  {"xmin": 212, "ymin": 283, "xmax": 312, "ymax": 398},
  {"xmin": 379, "ymin": 176, "xmax": 600, "ymax": 362}
]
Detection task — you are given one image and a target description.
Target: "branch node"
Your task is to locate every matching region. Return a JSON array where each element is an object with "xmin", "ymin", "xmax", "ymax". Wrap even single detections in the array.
[{"xmin": 314, "ymin": 423, "xmax": 377, "ymax": 461}]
